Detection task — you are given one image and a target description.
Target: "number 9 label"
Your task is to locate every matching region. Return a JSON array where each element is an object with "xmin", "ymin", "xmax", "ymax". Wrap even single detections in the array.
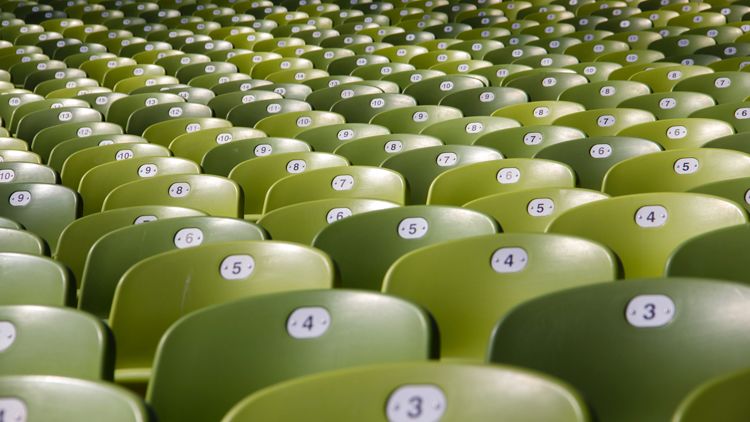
[
  {"xmin": 625, "ymin": 294, "xmax": 675, "ymax": 327},
  {"xmin": 386, "ymin": 385, "xmax": 446, "ymax": 422}
]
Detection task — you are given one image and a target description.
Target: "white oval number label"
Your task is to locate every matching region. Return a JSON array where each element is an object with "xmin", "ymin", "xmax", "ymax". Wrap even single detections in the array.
[
  {"xmin": 674, "ymin": 158, "xmax": 699, "ymax": 174},
  {"xmin": 398, "ymin": 217, "xmax": 429, "ymax": 239},
  {"xmin": 138, "ymin": 164, "xmax": 158, "ymax": 178},
  {"xmin": 523, "ymin": 132, "xmax": 543, "ymax": 145},
  {"xmin": 0, "ymin": 169, "xmax": 14, "ymax": 183},
  {"xmin": 168, "ymin": 182, "xmax": 190, "ymax": 198},
  {"xmin": 386, "ymin": 385, "xmax": 447, "ymax": 422},
  {"xmin": 385, "ymin": 140, "xmax": 403, "ymax": 153},
  {"xmin": 436, "ymin": 152, "xmax": 458, "ymax": 167},
  {"xmin": 287, "ymin": 159, "xmax": 306, "ymax": 173},
  {"xmin": 0, "ymin": 398, "xmax": 26, "ymax": 422},
  {"xmin": 326, "ymin": 207, "xmax": 353, "ymax": 223},
  {"xmin": 331, "ymin": 175, "xmax": 354, "ymax": 191},
  {"xmin": 590, "ymin": 144, "xmax": 612, "ymax": 158},
  {"xmin": 9, "ymin": 191, "xmax": 30, "ymax": 207},
  {"xmin": 0, "ymin": 321, "xmax": 16, "ymax": 352},
  {"xmin": 597, "ymin": 114, "xmax": 616, "ymax": 127},
  {"xmin": 496, "ymin": 168, "xmax": 520, "ymax": 184},
  {"xmin": 174, "ymin": 228, "xmax": 204, "ymax": 249},
  {"xmin": 491, "ymin": 247, "xmax": 528, "ymax": 273},
  {"xmin": 527, "ymin": 198, "xmax": 554, "ymax": 217},
  {"xmin": 254, "ymin": 144, "xmax": 272, "ymax": 156},
  {"xmin": 666, "ymin": 125, "xmax": 687, "ymax": 139},
  {"xmin": 635, "ymin": 205, "xmax": 668, "ymax": 228},
  {"xmin": 220, "ymin": 254, "xmax": 255, "ymax": 280},
  {"xmin": 287, "ymin": 307, "xmax": 330, "ymax": 339},
  {"xmin": 626, "ymin": 295, "xmax": 675, "ymax": 328}
]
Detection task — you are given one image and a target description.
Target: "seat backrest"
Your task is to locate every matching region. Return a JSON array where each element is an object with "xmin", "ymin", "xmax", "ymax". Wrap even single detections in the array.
[
  {"xmin": 0, "ymin": 228, "xmax": 46, "ymax": 255},
  {"xmin": 489, "ymin": 278, "xmax": 750, "ymax": 422},
  {"xmin": 673, "ymin": 367, "xmax": 750, "ymax": 422},
  {"xmin": 0, "ymin": 375, "xmax": 149, "ymax": 422},
  {"xmin": 370, "ymin": 105, "xmax": 463, "ymax": 134},
  {"xmin": 110, "ymin": 241, "xmax": 334, "ymax": 386},
  {"xmin": 146, "ymin": 289, "xmax": 434, "ymax": 422},
  {"xmin": 333, "ymin": 133, "xmax": 444, "ymax": 166},
  {"xmin": 667, "ymin": 222, "xmax": 750, "ymax": 284},
  {"xmin": 474, "ymin": 124, "xmax": 585, "ymax": 158},
  {"xmin": 254, "ymin": 110, "xmax": 346, "ymax": 138},
  {"xmin": 673, "ymin": 71, "xmax": 750, "ymax": 104},
  {"xmin": 492, "ymin": 100, "xmax": 585, "ymax": 126},
  {"xmin": 0, "ymin": 305, "xmax": 113, "ymax": 380},
  {"xmin": 548, "ymin": 192, "xmax": 747, "ymax": 277},
  {"xmin": 17, "ymin": 107, "xmax": 101, "ymax": 143},
  {"xmin": 313, "ymin": 205, "xmax": 498, "ymax": 290},
  {"xmin": 32, "ymin": 121, "xmax": 124, "ymax": 163},
  {"xmin": 294, "ymin": 123, "xmax": 391, "ymax": 153},
  {"xmin": 226, "ymin": 98, "xmax": 312, "ymax": 127},
  {"xmin": 0, "ymin": 252, "xmax": 71, "ymax": 306},
  {"xmin": 224, "ymin": 362, "xmax": 589, "ymax": 422},
  {"xmin": 553, "ymin": 108, "xmax": 656, "ymax": 137},
  {"xmin": 330, "ymin": 92, "xmax": 417, "ymax": 124},
  {"xmin": 420, "ymin": 116, "xmax": 520, "ymax": 146},
  {"xmin": 80, "ymin": 216, "xmax": 266, "ymax": 320},
  {"xmin": 105, "ymin": 92, "xmax": 184, "ymax": 128},
  {"xmin": 619, "ymin": 91, "xmax": 716, "ymax": 120}
]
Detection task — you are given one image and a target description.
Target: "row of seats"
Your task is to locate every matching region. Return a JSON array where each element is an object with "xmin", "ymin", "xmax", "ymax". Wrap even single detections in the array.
[{"xmin": 3, "ymin": 0, "xmax": 750, "ymax": 419}]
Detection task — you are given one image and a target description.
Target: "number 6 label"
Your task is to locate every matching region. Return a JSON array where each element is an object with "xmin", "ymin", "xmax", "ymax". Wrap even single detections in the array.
[
  {"xmin": 386, "ymin": 385, "xmax": 446, "ymax": 422},
  {"xmin": 625, "ymin": 295, "xmax": 675, "ymax": 327}
]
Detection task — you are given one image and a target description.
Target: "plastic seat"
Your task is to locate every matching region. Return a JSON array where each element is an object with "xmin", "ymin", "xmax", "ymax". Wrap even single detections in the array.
[
  {"xmin": 0, "ymin": 150, "xmax": 42, "ymax": 164},
  {"xmin": 689, "ymin": 101, "xmax": 750, "ymax": 133},
  {"xmin": 305, "ymin": 84, "xmax": 382, "ymax": 111},
  {"xmin": 401, "ymin": 74, "xmax": 486, "ymax": 105},
  {"xmin": 504, "ymin": 72, "xmax": 588, "ymax": 102},
  {"xmin": 426, "ymin": 158, "xmax": 575, "ymax": 206},
  {"xmin": 16, "ymin": 107, "xmax": 101, "ymax": 144},
  {"xmin": 103, "ymin": 174, "xmax": 242, "ymax": 218},
  {"xmin": 109, "ymin": 240, "xmax": 332, "ymax": 387},
  {"xmin": 226, "ymin": 362, "xmax": 588, "ymax": 421},
  {"xmin": 0, "ymin": 227, "xmax": 46, "ymax": 255},
  {"xmin": 370, "ymin": 105, "xmax": 463, "ymax": 134},
  {"xmin": 80, "ymin": 217, "xmax": 265, "ymax": 321},
  {"xmin": 558, "ymin": 80, "xmax": 651, "ymax": 110},
  {"xmin": 673, "ymin": 71, "xmax": 750, "ymax": 104},
  {"xmin": 295, "ymin": 123, "xmax": 390, "ymax": 152},
  {"xmin": 474, "ymin": 125, "xmax": 586, "ymax": 158},
  {"xmin": 104, "ymin": 93, "xmax": 183, "ymax": 129},
  {"xmin": 603, "ymin": 148, "xmax": 750, "ymax": 195},
  {"xmin": 0, "ymin": 305, "xmax": 112, "ymax": 380},
  {"xmin": 253, "ymin": 111, "xmax": 344, "ymax": 138},
  {"xmin": 146, "ymin": 289, "xmax": 433, "ymax": 422},
  {"xmin": 201, "ymin": 137, "xmax": 311, "ymax": 177},
  {"xmin": 0, "ymin": 253, "xmax": 72, "ymax": 306},
  {"xmin": 553, "ymin": 108, "xmax": 656, "ymax": 137},
  {"xmin": 32, "ymin": 121, "xmax": 124, "ymax": 163},
  {"xmin": 617, "ymin": 118, "xmax": 734, "ymax": 150},
  {"xmin": 437, "ymin": 86, "xmax": 527, "ymax": 116},
  {"xmin": 384, "ymin": 232, "xmax": 615, "ymax": 360},
  {"xmin": 0, "ymin": 162, "xmax": 55, "ymax": 184},
  {"xmin": 0, "ymin": 92, "xmax": 43, "ymax": 129},
  {"xmin": 490, "ymin": 278, "xmax": 750, "ymax": 422},
  {"xmin": 492, "ymin": 100, "xmax": 585, "ymax": 126},
  {"xmin": 125, "ymin": 102, "xmax": 212, "ymax": 135},
  {"xmin": 227, "ymin": 98, "xmax": 312, "ymax": 128},
  {"xmin": 672, "ymin": 367, "xmax": 750, "ymax": 422},
  {"xmin": 380, "ymin": 145, "xmax": 500, "ymax": 204},
  {"xmin": 564, "ymin": 39, "xmax": 629, "ymax": 62},
  {"xmin": 420, "ymin": 117, "xmax": 518, "ymax": 146},
  {"xmin": 618, "ymin": 91, "xmax": 716, "ymax": 119},
  {"xmin": 330, "ymin": 93, "xmax": 417, "ymax": 123},
  {"xmin": 112, "ymin": 75, "xmax": 180, "ymax": 94},
  {"xmin": 47, "ymin": 134, "xmax": 144, "ymax": 173},
  {"xmin": 207, "ymin": 90, "xmax": 281, "ymax": 119},
  {"xmin": 332, "ymin": 133, "xmax": 442, "ymax": 166}
]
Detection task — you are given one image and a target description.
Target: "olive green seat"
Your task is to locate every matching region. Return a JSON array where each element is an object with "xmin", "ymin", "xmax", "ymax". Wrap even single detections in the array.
[
  {"xmin": 102, "ymin": 64, "xmax": 166, "ymax": 89},
  {"xmin": 0, "ymin": 92, "xmax": 43, "ymax": 128},
  {"xmin": 667, "ymin": 224, "xmax": 750, "ymax": 284},
  {"xmin": 103, "ymin": 174, "xmax": 242, "ymax": 218},
  {"xmin": 263, "ymin": 165, "xmax": 405, "ymax": 213},
  {"xmin": 169, "ymin": 127, "xmax": 268, "ymax": 164},
  {"xmin": 0, "ymin": 375, "xmax": 150, "ymax": 422},
  {"xmin": 105, "ymin": 93, "xmax": 184, "ymax": 129},
  {"xmin": 564, "ymin": 61, "xmax": 623, "ymax": 82},
  {"xmin": 207, "ymin": 90, "xmax": 283, "ymax": 119},
  {"xmin": 427, "ymin": 158, "xmax": 576, "ymax": 206},
  {"xmin": 0, "ymin": 183, "xmax": 78, "ymax": 251},
  {"xmin": 60, "ymin": 143, "xmax": 171, "ymax": 190},
  {"xmin": 80, "ymin": 216, "xmax": 266, "ymax": 320},
  {"xmin": 464, "ymin": 188, "xmax": 610, "ymax": 233},
  {"xmin": 75, "ymin": 91, "xmax": 128, "ymax": 117},
  {"xmin": 294, "ymin": 123, "xmax": 390, "ymax": 153},
  {"xmin": 420, "ymin": 116, "xmax": 520, "ymax": 146},
  {"xmin": 0, "ymin": 228, "xmax": 46, "ymax": 255},
  {"xmin": 490, "ymin": 278, "xmax": 750, "ymax": 422},
  {"xmin": 492, "ymin": 100, "xmax": 585, "ymax": 126},
  {"xmin": 333, "ymin": 133, "xmax": 444, "ymax": 166},
  {"xmin": 553, "ymin": 108, "xmax": 656, "ymax": 137},
  {"xmin": 629, "ymin": 64, "xmax": 714, "ymax": 92},
  {"xmin": 226, "ymin": 98, "xmax": 312, "ymax": 128},
  {"xmin": 224, "ymin": 362, "xmax": 589, "ymax": 422},
  {"xmin": 110, "ymin": 241, "xmax": 335, "ymax": 386},
  {"xmin": 330, "ymin": 93, "xmax": 417, "ymax": 124},
  {"xmin": 402, "ymin": 74, "xmax": 486, "ymax": 105},
  {"xmin": 125, "ymin": 102, "xmax": 211, "ymax": 135},
  {"xmin": 54, "ymin": 206, "xmax": 205, "ymax": 285},
  {"xmin": 558, "ymin": 80, "xmax": 652, "ymax": 110},
  {"xmin": 0, "ymin": 253, "xmax": 72, "ymax": 306},
  {"xmin": 617, "ymin": 118, "xmax": 734, "ymax": 150},
  {"xmin": 201, "ymin": 137, "xmax": 312, "ymax": 177},
  {"xmin": 689, "ymin": 101, "xmax": 750, "ymax": 133},
  {"xmin": 254, "ymin": 110, "xmax": 345, "ymax": 138},
  {"xmin": 603, "ymin": 148, "xmax": 750, "ymax": 195},
  {"xmin": 474, "ymin": 124, "xmax": 585, "ymax": 158},
  {"xmin": 548, "ymin": 193, "xmax": 746, "ymax": 277},
  {"xmin": 384, "ymin": 233, "xmax": 616, "ymax": 360},
  {"xmin": 47, "ymin": 134, "xmax": 146, "ymax": 173},
  {"xmin": 9, "ymin": 98, "xmax": 89, "ymax": 137},
  {"xmin": 506, "ymin": 72, "xmax": 589, "ymax": 102},
  {"xmin": 618, "ymin": 91, "xmax": 716, "ymax": 120},
  {"xmin": 141, "ymin": 117, "xmax": 232, "ymax": 147},
  {"xmin": 0, "ymin": 162, "xmax": 56, "ymax": 184},
  {"xmin": 0, "ymin": 305, "xmax": 113, "ymax": 380},
  {"xmin": 673, "ymin": 71, "xmax": 750, "ymax": 104},
  {"xmin": 703, "ymin": 131, "xmax": 750, "ymax": 154},
  {"xmin": 16, "ymin": 107, "xmax": 101, "ymax": 144},
  {"xmin": 313, "ymin": 205, "xmax": 497, "ymax": 291},
  {"xmin": 381, "ymin": 145, "xmax": 502, "ymax": 204},
  {"xmin": 31, "ymin": 121, "xmax": 123, "ymax": 163},
  {"xmin": 146, "ymin": 289, "xmax": 433, "ymax": 422},
  {"xmin": 437, "ymin": 86, "xmax": 527, "ymax": 117},
  {"xmin": 673, "ymin": 367, "xmax": 750, "ymax": 422}
]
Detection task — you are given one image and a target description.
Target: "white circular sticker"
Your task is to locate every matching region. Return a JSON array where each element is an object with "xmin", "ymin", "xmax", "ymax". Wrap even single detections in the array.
[
  {"xmin": 384, "ymin": 140, "xmax": 403, "ymax": 153},
  {"xmin": 9, "ymin": 191, "xmax": 30, "ymax": 207},
  {"xmin": 168, "ymin": 182, "xmax": 190, "ymax": 198},
  {"xmin": 533, "ymin": 107, "xmax": 549, "ymax": 118},
  {"xmin": 168, "ymin": 107, "xmax": 183, "ymax": 117},
  {"xmin": 134, "ymin": 215, "xmax": 157, "ymax": 224},
  {"xmin": 666, "ymin": 125, "xmax": 688, "ymax": 139},
  {"xmin": 436, "ymin": 152, "xmax": 458, "ymax": 167},
  {"xmin": 590, "ymin": 143, "xmax": 612, "ymax": 158},
  {"xmin": 337, "ymin": 129, "xmax": 354, "ymax": 140},
  {"xmin": 286, "ymin": 159, "xmax": 306, "ymax": 173},
  {"xmin": 398, "ymin": 217, "xmax": 429, "ymax": 239},
  {"xmin": 331, "ymin": 175, "xmax": 354, "ymax": 191},
  {"xmin": 674, "ymin": 157, "xmax": 699, "ymax": 174},
  {"xmin": 370, "ymin": 98, "xmax": 385, "ymax": 108},
  {"xmin": 0, "ymin": 169, "xmax": 15, "ymax": 183},
  {"xmin": 659, "ymin": 98, "xmax": 677, "ymax": 110},
  {"xmin": 326, "ymin": 207, "xmax": 353, "ymax": 223},
  {"xmin": 523, "ymin": 132, "xmax": 543, "ymax": 145},
  {"xmin": 600, "ymin": 86, "xmax": 615, "ymax": 96},
  {"xmin": 254, "ymin": 144, "xmax": 272, "ymax": 156},
  {"xmin": 527, "ymin": 198, "xmax": 554, "ymax": 216},
  {"xmin": 115, "ymin": 149, "xmax": 134, "ymax": 160},
  {"xmin": 715, "ymin": 77, "xmax": 731, "ymax": 88},
  {"xmin": 412, "ymin": 111, "xmax": 429, "ymax": 122},
  {"xmin": 465, "ymin": 122, "xmax": 484, "ymax": 134},
  {"xmin": 174, "ymin": 227, "xmax": 204, "ymax": 248},
  {"xmin": 137, "ymin": 163, "xmax": 158, "ymax": 178},
  {"xmin": 296, "ymin": 116, "xmax": 312, "ymax": 128},
  {"xmin": 491, "ymin": 247, "xmax": 528, "ymax": 273},
  {"xmin": 626, "ymin": 294, "xmax": 675, "ymax": 327},
  {"xmin": 597, "ymin": 115, "xmax": 616, "ymax": 127},
  {"xmin": 58, "ymin": 111, "xmax": 73, "ymax": 121},
  {"xmin": 496, "ymin": 168, "xmax": 521, "ymax": 184},
  {"xmin": 219, "ymin": 254, "xmax": 255, "ymax": 280},
  {"xmin": 286, "ymin": 307, "xmax": 331, "ymax": 339},
  {"xmin": 735, "ymin": 108, "xmax": 750, "ymax": 119}
]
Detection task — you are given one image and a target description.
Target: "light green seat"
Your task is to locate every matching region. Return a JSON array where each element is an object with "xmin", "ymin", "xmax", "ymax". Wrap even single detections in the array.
[
  {"xmin": 703, "ymin": 132, "xmax": 750, "ymax": 154},
  {"xmin": 0, "ymin": 253, "xmax": 72, "ymax": 306},
  {"xmin": 169, "ymin": 127, "xmax": 268, "ymax": 164},
  {"xmin": 295, "ymin": 123, "xmax": 391, "ymax": 153},
  {"xmin": 31, "ymin": 121, "xmax": 123, "ymax": 163},
  {"xmin": 257, "ymin": 198, "xmax": 398, "ymax": 245},
  {"xmin": 384, "ymin": 233, "xmax": 616, "ymax": 360},
  {"xmin": 60, "ymin": 143, "xmax": 171, "ymax": 190},
  {"xmin": 146, "ymin": 289, "xmax": 433, "ymax": 422},
  {"xmin": 558, "ymin": 80, "xmax": 651, "ymax": 109},
  {"xmin": 9, "ymin": 98, "xmax": 89, "ymax": 137},
  {"xmin": 490, "ymin": 278, "xmax": 750, "ymax": 422},
  {"xmin": 16, "ymin": 107, "xmax": 101, "ymax": 144},
  {"xmin": 54, "ymin": 206, "xmax": 205, "ymax": 285},
  {"xmin": 617, "ymin": 118, "xmax": 734, "ymax": 149},
  {"xmin": 125, "ymin": 102, "xmax": 211, "ymax": 135},
  {"xmin": 474, "ymin": 124, "xmax": 585, "ymax": 158},
  {"xmin": 141, "ymin": 117, "xmax": 232, "ymax": 147},
  {"xmin": 313, "ymin": 205, "xmax": 497, "ymax": 290},
  {"xmin": 553, "ymin": 108, "xmax": 656, "ymax": 137},
  {"xmin": 102, "ymin": 64, "xmax": 165, "ymax": 89},
  {"xmin": 629, "ymin": 64, "xmax": 714, "ymax": 92},
  {"xmin": 535, "ymin": 136, "xmax": 662, "ymax": 189},
  {"xmin": 0, "ymin": 305, "xmax": 112, "ymax": 380},
  {"xmin": 673, "ymin": 71, "xmax": 750, "ymax": 104},
  {"xmin": 464, "ymin": 188, "xmax": 610, "ymax": 232},
  {"xmin": 103, "ymin": 174, "xmax": 242, "ymax": 218},
  {"xmin": 263, "ymin": 165, "xmax": 405, "ymax": 213},
  {"xmin": 0, "ymin": 162, "xmax": 56, "ymax": 184},
  {"xmin": 506, "ymin": 72, "xmax": 589, "ymax": 102},
  {"xmin": 0, "ymin": 92, "xmax": 43, "ymax": 127},
  {"xmin": 382, "ymin": 145, "xmax": 503, "ymax": 204},
  {"xmin": 229, "ymin": 152, "xmax": 348, "ymax": 219},
  {"xmin": 78, "ymin": 156, "xmax": 201, "ymax": 216},
  {"xmin": 564, "ymin": 61, "xmax": 623, "ymax": 82},
  {"xmin": 492, "ymin": 100, "xmax": 585, "ymax": 126},
  {"xmin": 426, "ymin": 158, "xmax": 576, "ymax": 206},
  {"xmin": 548, "ymin": 192, "xmax": 746, "ymax": 277},
  {"xmin": 602, "ymin": 148, "xmax": 750, "ymax": 195},
  {"xmin": 254, "ymin": 111, "xmax": 346, "ymax": 138},
  {"xmin": 420, "ymin": 116, "xmax": 520, "ymax": 146},
  {"xmin": 402, "ymin": 74, "xmax": 486, "ymax": 105},
  {"xmin": 0, "ymin": 375, "xmax": 150, "ymax": 422},
  {"xmin": 75, "ymin": 91, "xmax": 128, "ymax": 117},
  {"xmin": 437, "ymin": 86, "xmax": 528, "ymax": 117},
  {"xmin": 618, "ymin": 91, "xmax": 716, "ymax": 119},
  {"xmin": 80, "ymin": 216, "xmax": 266, "ymax": 320},
  {"xmin": 224, "ymin": 362, "xmax": 589, "ymax": 422},
  {"xmin": 202, "ymin": 138, "xmax": 312, "ymax": 177},
  {"xmin": 110, "ymin": 241, "xmax": 334, "ymax": 386},
  {"xmin": 667, "ymin": 224, "xmax": 750, "ymax": 283}
]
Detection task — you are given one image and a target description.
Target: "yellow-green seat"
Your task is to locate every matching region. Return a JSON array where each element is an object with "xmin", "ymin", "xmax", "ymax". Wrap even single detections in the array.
[
  {"xmin": 254, "ymin": 110, "xmax": 345, "ymax": 138},
  {"xmin": 31, "ymin": 121, "xmax": 123, "ymax": 163},
  {"xmin": 0, "ymin": 253, "xmax": 72, "ymax": 306},
  {"xmin": 617, "ymin": 118, "xmax": 734, "ymax": 149},
  {"xmin": 125, "ymin": 102, "xmax": 211, "ymax": 135},
  {"xmin": 553, "ymin": 107, "xmax": 656, "ymax": 136},
  {"xmin": 618, "ymin": 91, "xmax": 716, "ymax": 119},
  {"xmin": 226, "ymin": 98, "xmax": 312, "ymax": 128},
  {"xmin": 16, "ymin": 107, "xmax": 101, "ymax": 144},
  {"xmin": 673, "ymin": 71, "xmax": 750, "ymax": 104},
  {"xmin": 673, "ymin": 367, "xmax": 750, "ymax": 422},
  {"xmin": 474, "ymin": 124, "xmax": 585, "ymax": 158}
]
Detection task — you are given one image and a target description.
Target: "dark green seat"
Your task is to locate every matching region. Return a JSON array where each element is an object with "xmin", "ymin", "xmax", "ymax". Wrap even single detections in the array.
[
  {"xmin": 333, "ymin": 133, "xmax": 444, "ymax": 166},
  {"xmin": 674, "ymin": 367, "xmax": 750, "ymax": 422},
  {"xmin": 667, "ymin": 224, "xmax": 750, "ymax": 284}
]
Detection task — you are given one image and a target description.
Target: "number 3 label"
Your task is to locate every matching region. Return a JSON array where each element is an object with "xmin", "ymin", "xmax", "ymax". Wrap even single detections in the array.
[
  {"xmin": 219, "ymin": 255, "xmax": 255, "ymax": 280},
  {"xmin": 625, "ymin": 295, "xmax": 675, "ymax": 327},
  {"xmin": 386, "ymin": 385, "xmax": 446, "ymax": 422}
]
